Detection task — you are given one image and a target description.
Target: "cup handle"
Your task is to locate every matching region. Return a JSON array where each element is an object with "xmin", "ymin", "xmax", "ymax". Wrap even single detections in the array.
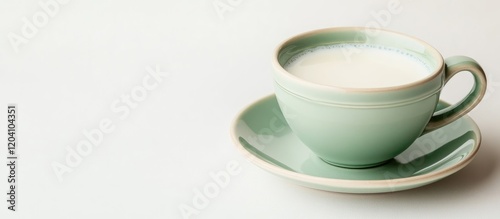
[{"xmin": 423, "ymin": 56, "xmax": 487, "ymax": 133}]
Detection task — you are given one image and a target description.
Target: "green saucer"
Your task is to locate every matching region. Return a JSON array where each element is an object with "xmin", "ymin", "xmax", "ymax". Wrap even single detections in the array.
[{"xmin": 230, "ymin": 95, "xmax": 481, "ymax": 193}]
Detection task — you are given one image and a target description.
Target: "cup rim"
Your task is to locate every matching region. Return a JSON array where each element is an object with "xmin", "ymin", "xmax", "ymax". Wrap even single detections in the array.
[{"xmin": 272, "ymin": 27, "xmax": 445, "ymax": 93}]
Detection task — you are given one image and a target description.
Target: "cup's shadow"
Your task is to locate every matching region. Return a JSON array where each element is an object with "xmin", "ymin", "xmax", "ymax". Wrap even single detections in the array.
[
  {"xmin": 303, "ymin": 138, "xmax": 497, "ymax": 199},
  {"xmin": 300, "ymin": 131, "xmax": 481, "ymax": 181},
  {"xmin": 394, "ymin": 140, "xmax": 497, "ymax": 197},
  {"xmin": 286, "ymin": 143, "xmax": 496, "ymax": 208}
]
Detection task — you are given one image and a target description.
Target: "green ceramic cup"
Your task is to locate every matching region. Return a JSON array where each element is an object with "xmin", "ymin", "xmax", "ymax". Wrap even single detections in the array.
[{"xmin": 272, "ymin": 27, "xmax": 487, "ymax": 168}]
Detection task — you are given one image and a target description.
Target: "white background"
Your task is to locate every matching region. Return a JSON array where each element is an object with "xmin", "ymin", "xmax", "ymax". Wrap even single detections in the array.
[{"xmin": 0, "ymin": 0, "xmax": 499, "ymax": 218}]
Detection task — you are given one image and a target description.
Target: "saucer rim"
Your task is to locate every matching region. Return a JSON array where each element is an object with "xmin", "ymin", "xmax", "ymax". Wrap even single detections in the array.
[{"xmin": 230, "ymin": 94, "xmax": 481, "ymax": 193}]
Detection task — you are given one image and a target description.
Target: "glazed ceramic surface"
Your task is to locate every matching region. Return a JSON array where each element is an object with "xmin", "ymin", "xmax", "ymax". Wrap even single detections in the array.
[
  {"xmin": 231, "ymin": 95, "xmax": 481, "ymax": 193},
  {"xmin": 272, "ymin": 27, "xmax": 487, "ymax": 167}
]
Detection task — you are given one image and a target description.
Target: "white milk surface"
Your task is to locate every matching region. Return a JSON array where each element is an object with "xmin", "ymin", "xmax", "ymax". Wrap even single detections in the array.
[{"xmin": 284, "ymin": 44, "xmax": 430, "ymax": 88}]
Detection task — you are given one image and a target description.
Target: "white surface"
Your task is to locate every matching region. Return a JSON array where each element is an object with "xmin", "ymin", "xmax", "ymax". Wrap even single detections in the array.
[{"xmin": 0, "ymin": 0, "xmax": 499, "ymax": 218}]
